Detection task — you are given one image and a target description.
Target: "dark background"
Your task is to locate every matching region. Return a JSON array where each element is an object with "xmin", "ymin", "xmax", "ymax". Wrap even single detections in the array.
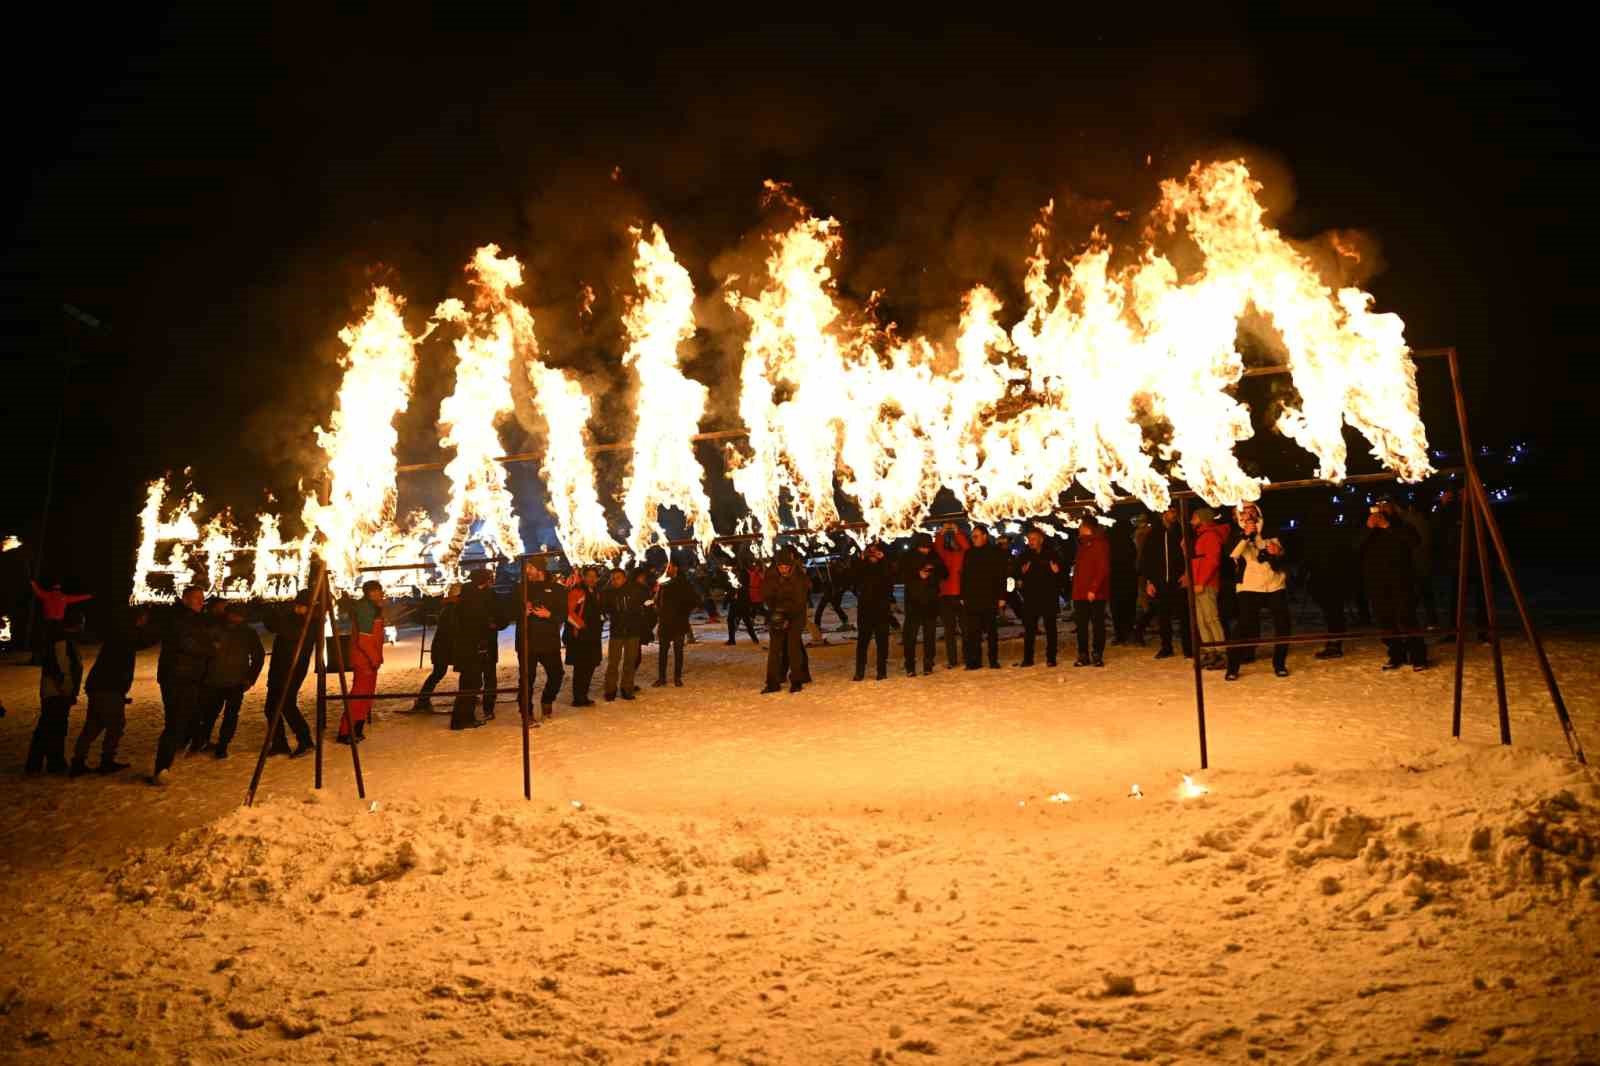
[{"xmin": 3, "ymin": 7, "xmax": 1595, "ymax": 604}]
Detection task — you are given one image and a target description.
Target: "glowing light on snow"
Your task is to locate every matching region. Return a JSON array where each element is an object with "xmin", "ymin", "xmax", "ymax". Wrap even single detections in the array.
[
  {"xmin": 1177, "ymin": 775, "xmax": 1210, "ymax": 800},
  {"xmin": 1129, "ymin": 784, "xmax": 1144, "ymax": 800},
  {"xmin": 1048, "ymin": 792, "xmax": 1072, "ymax": 804}
]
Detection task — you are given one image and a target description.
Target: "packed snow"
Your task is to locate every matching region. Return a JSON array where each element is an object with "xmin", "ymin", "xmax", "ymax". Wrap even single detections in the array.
[{"xmin": 2, "ymin": 614, "xmax": 1597, "ymax": 1063}]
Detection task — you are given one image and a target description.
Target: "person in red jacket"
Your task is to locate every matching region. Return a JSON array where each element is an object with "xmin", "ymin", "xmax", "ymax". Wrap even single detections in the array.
[
  {"xmin": 1189, "ymin": 508, "xmax": 1230, "ymax": 670},
  {"xmin": 339, "ymin": 580, "xmax": 384, "ymax": 744},
  {"xmin": 1071, "ymin": 516, "xmax": 1112, "ymax": 667},
  {"xmin": 933, "ymin": 521, "xmax": 970, "ymax": 669}
]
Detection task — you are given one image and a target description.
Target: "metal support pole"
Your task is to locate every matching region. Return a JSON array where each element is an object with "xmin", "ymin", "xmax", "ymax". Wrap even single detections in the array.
[
  {"xmin": 1468, "ymin": 486, "xmax": 1511, "ymax": 744},
  {"xmin": 1468, "ymin": 471, "xmax": 1587, "ymax": 764},
  {"xmin": 314, "ymin": 601, "xmax": 326, "ymax": 789},
  {"xmin": 321, "ymin": 572, "xmax": 365, "ymax": 798},
  {"xmin": 245, "ymin": 560, "xmax": 326, "ymax": 807},
  {"xmin": 520, "ymin": 565, "xmax": 533, "ymax": 801},
  {"xmin": 1178, "ymin": 498, "xmax": 1208, "ymax": 770},
  {"xmin": 1451, "ymin": 495, "xmax": 1471, "ymax": 739}
]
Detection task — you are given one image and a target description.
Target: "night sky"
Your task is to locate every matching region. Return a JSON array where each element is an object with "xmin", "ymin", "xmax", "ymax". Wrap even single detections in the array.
[{"xmin": 4, "ymin": 8, "xmax": 1596, "ymax": 601}]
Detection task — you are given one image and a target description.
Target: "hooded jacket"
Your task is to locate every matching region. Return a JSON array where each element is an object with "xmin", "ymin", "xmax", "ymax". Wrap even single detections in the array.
[
  {"xmin": 762, "ymin": 562, "xmax": 810, "ymax": 624},
  {"xmin": 1231, "ymin": 506, "xmax": 1289, "ymax": 594}
]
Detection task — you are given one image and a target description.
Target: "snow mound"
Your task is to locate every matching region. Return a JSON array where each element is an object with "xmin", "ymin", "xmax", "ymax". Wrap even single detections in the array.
[
  {"xmin": 1171, "ymin": 747, "xmax": 1600, "ymax": 915},
  {"xmin": 103, "ymin": 797, "xmax": 900, "ymax": 917}
]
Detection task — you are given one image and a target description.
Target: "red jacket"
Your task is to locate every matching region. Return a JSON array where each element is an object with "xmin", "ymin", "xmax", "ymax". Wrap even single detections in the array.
[
  {"xmin": 1070, "ymin": 533, "xmax": 1111, "ymax": 601},
  {"xmin": 1190, "ymin": 522, "xmax": 1229, "ymax": 590},
  {"xmin": 747, "ymin": 566, "xmax": 765, "ymax": 604},
  {"xmin": 934, "ymin": 529, "xmax": 970, "ymax": 597},
  {"xmin": 32, "ymin": 581, "xmax": 92, "ymax": 622}
]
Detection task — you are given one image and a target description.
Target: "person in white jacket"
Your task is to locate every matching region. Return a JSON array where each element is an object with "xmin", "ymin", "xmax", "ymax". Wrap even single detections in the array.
[{"xmin": 1225, "ymin": 503, "xmax": 1292, "ymax": 680}]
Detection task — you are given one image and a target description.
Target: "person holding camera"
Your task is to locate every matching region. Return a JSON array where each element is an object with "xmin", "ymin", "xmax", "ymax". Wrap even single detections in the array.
[{"xmin": 1225, "ymin": 503, "xmax": 1292, "ymax": 680}]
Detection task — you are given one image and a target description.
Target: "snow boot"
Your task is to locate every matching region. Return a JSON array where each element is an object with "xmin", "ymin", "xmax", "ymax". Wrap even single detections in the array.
[
  {"xmin": 68, "ymin": 757, "xmax": 90, "ymax": 779},
  {"xmin": 98, "ymin": 759, "xmax": 131, "ymax": 774}
]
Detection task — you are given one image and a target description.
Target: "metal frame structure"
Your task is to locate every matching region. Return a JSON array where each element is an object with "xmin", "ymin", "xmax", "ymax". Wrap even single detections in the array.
[
  {"xmin": 242, "ymin": 344, "xmax": 1587, "ymax": 810},
  {"xmin": 245, "ymin": 558, "xmax": 537, "ymax": 806},
  {"xmin": 1176, "ymin": 348, "xmax": 1584, "ymax": 769}
]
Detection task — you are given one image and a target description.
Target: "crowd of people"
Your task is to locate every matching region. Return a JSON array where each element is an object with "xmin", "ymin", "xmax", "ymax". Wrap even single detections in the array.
[{"xmin": 15, "ymin": 491, "xmax": 1469, "ymax": 783}]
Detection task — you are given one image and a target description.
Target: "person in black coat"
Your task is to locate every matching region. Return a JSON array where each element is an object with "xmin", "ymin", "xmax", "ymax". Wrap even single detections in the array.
[
  {"xmin": 723, "ymin": 550, "xmax": 762, "ymax": 646},
  {"xmin": 1016, "ymin": 528, "xmax": 1063, "ymax": 667},
  {"xmin": 1361, "ymin": 503, "xmax": 1429, "ymax": 670},
  {"xmin": 1108, "ymin": 519, "xmax": 1138, "ymax": 645},
  {"xmin": 898, "ymin": 534, "xmax": 946, "ymax": 675},
  {"xmin": 653, "ymin": 561, "xmax": 699, "ymax": 687},
  {"xmin": 602, "ymin": 568, "xmax": 647, "ymax": 701},
  {"xmin": 451, "ymin": 569, "xmax": 511, "ymax": 729},
  {"xmin": 191, "ymin": 602, "xmax": 265, "ymax": 758},
  {"xmin": 565, "ymin": 567, "xmax": 604, "ymax": 706},
  {"xmin": 1303, "ymin": 502, "xmax": 1355, "ymax": 659},
  {"xmin": 413, "ymin": 583, "xmax": 460, "ymax": 711},
  {"xmin": 960, "ymin": 526, "xmax": 1008, "ymax": 670},
  {"xmin": 762, "ymin": 550, "xmax": 811, "ymax": 692},
  {"xmin": 852, "ymin": 542, "xmax": 896, "ymax": 681},
  {"xmin": 516, "ymin": 558, "xmax": 568, "ymax": 720},
  {"xmin": 1138, "ymin": 506, "xmax": 1191, "ymax": 659},
  {"xmin": 69, "ymin": 606, "xmax": 157, "ymax": 776},
  {"xmin": 262, "ymin": 589, "xmax": 318, "ymax": 757},
  {"xmin": 152, "ymin": 586, "xmax": 220, "ymax": 783}
]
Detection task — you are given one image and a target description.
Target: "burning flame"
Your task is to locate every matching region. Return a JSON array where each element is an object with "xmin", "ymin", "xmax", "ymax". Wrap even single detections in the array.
[
  {"xmin": 300, "ymin": 287, "xmax": 437, "ymax": 590},
  {"xmin": 131, "ymin": 477, "xmax": 203, "ymax": 602},
  {"xmin": 621, "ymin": 224, "xmax": 716, "ymax": 554},
  {"xmin": 1, "ymin": 536, "xmax": 20, "ymax": 553},
  {"xmin": 129, "ymin": 159, "xmax": 1431, "ymax": 595},
  {"xmin": 432, "ymin": 246, "xmax": 529, "ymax": 568}
]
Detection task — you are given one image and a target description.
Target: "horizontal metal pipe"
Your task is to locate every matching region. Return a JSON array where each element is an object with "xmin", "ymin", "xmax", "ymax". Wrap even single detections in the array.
[
  {"xmin": 322, "ymin": 686, "xmax": 525, "ymax": 702},
  {"xmin": 1194, "ymin": 628, "xmax": 1461, "ymax": 652},
  {"xmin": 355, "ymin": 467, "xmax": 1465, "ymax": 566},
  {"xmin": 390, "ymin": 350, "xmax": 1454, "ymax": 473}
]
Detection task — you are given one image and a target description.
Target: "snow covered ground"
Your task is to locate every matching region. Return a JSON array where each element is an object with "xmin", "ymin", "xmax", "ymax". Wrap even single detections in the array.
[{"xmin": 1, "ymin": 613, "xmax": 1597, "ymax": 1063}]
